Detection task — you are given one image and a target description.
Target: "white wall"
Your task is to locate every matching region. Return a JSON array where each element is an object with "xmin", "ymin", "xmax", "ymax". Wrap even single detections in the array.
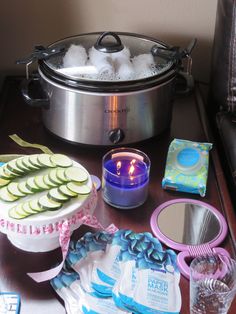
[{"xmin": 0, "ymin": 0, "xmax": 217, "ymax": 88}]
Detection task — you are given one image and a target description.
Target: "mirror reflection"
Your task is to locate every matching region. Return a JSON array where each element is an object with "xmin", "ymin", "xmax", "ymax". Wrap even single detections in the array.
[{"xmin": 157, "ymin": 202, "xmax": 221, "ymax": 245}]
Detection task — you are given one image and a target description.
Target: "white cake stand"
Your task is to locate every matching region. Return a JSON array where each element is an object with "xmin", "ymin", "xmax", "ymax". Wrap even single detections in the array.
[{"xmin": 0, "ymin": 161, "xmax": 97, "ymax": 252}]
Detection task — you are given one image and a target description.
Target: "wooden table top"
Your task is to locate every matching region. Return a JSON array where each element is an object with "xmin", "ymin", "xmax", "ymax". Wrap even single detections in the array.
[{"xmin": 0, "ymin": 77, "xmax": 235, "ymax": 313}]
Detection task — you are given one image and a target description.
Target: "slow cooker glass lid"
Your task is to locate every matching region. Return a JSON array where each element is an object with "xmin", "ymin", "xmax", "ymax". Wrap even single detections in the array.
[{"xmin": 44, "ymin": 32, "xmax": 175, "ymax": 83}]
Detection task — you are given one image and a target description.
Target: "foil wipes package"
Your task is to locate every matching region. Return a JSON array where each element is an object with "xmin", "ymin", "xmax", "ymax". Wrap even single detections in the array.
[
  {"xmin": 162, "ymin": 139, "xmax": 213, "ymax": 196},
  {"xmin": 51, "ymin": 230, "xmax": 181, "ymax": 314}
]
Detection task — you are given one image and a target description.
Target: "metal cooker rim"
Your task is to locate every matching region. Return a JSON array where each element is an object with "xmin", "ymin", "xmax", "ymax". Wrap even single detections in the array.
[
  {"xmin": 39, "ymin": 61, "xmax": 177, "ymax": 93},
  {"xmin": 38, "ymin": 67, "xmax": 176, "ymax": 96},
  {"xmin": 39, "ymin": 31, "xmax": 179, "ymax": 93}
]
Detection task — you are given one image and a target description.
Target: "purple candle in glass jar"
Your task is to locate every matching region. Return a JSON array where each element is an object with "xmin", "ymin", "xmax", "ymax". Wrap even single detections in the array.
[{"xmin": 102, "ymin": 148, "xmax": 151, "ymax": 209}]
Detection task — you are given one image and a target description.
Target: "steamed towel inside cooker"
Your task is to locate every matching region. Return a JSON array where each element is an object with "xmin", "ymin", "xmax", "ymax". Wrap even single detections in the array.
[
  {"xmin": 88, "ymin": 47, "xmax": 114, "ymax": 79},
  {"xmin": 111, "ymin": 47, "xmax": 134, "ymax": 80},
  {"xmin": 63, "ymin": 45, "xmax": 88, "ymax": 68},
  {"xmin": 132, "ymin": 53, "xmax": 155, "ymax": 79},
  {"xmin": 59, "ymin": 44, "xmax": 88, "ymax": 77}
]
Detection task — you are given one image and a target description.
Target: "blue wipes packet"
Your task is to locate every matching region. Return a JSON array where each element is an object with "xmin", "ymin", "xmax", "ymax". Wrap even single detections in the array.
[
  {"xmin": 162, "ymin": 139, "xmax": 213, "ymax": 196},
  {"xmin": 0, "ymin": 292, "xmax": 21, "ymax": 314}
]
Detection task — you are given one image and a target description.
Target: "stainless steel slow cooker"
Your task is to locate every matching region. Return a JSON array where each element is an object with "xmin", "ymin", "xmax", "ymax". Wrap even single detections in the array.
[{"xmin": 18, "ymin": 31, "xmax": 196, "ymax": 146}]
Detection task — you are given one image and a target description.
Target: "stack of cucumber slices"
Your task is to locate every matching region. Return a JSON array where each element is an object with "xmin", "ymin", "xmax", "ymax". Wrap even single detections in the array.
[{"xmin": 0, "ymin": 153, "xmax": 92, "ymax": 220}]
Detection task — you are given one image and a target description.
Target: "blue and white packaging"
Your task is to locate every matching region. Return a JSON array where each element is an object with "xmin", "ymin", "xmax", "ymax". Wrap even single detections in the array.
[
  {"xmin": 51, "ymin": 269, "xmax": 130, "ymax": 314},
  {"xmin": 113, "ymin": 234, "xmax": 181, "ymax": 314},
  {"xmin": 133, "ymin": 249, "xmax": 181, "ymax": 314},
  {"xmin": 67, "ymin": 231, "xmax": 113, "ymax": 294},
  {"xmin": 51, "ymin": 273, "xmax": 81, "ymax": 314},
  {"xmin": 52, "ymin": 230, "xmax": 182, "ymax": 313},
  {"xmin": 112, "ymin": 259, "xmax": 137, "ymax": 312},
  {"xmin": 162, "ymin": 139, "xmax": 213, "ymax": 196},
  {"xmin": 113, "ymin": 232, "xmax": 167, "ymax": 313},
  {"xmin": 90, "ymin": 229, "xmax": 133, "ymax": 296}
]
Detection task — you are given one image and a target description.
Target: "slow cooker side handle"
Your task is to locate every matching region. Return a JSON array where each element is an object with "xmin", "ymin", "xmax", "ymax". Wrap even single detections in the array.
[
  {"xmin": 21, "ymin": 76, "xmax": 50, "ymax": 108},
  {"xmin": 152, "ymin": 38, "xmax": 197, "ymax": 95}
]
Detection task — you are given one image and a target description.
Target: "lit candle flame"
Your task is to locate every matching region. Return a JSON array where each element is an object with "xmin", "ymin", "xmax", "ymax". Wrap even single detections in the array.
[
  {"xmin": 116, "ymin": 160, "xmax": 121, "ymax": 175},
  {"xmin": 130, "ymin": 159, "xmax": 136, "ymax": 165},
  {"xmin": 129, "ymin": 164, "xmax": 135, "ymax": 176},
  {"xmin": 116, "ymin": 159, "xmax": 137, "ymax": 178},
  {"xmin": 129, "ymin": 159, "xmax": 136, "ymax": 179}
]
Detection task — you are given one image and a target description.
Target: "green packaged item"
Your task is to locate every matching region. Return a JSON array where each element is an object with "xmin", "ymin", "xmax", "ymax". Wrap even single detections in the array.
[{"xmin": 162, "ymin": 139, "xmax": 213, "ymax": 196}]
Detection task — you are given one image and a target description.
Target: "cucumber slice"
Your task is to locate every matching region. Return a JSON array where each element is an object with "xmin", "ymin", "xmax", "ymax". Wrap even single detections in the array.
[
  {"xmin": 28, "ymin": 155, "xmax": 42, "ymax": 169},
  {"xmin": 15, "ymin": 204, "xmax": 30, "ymax": 217},
  {"xmin": 0, "ymin": 186, "xmax": 19, "ymax": 202},
  {"xmin": 59, "ymin": 185, "xmax": 78, "ymax": 198},
  {"xmin": 37, "ymin": 154, "xmax": 56, "ymax": 168},
  {"xmin": 56, "ymin": 168, "xmax": 69, "ymax": 183},
  {"xmin": 0, "ymin": 167, "xmax": 11, "ymax": 180},
  {"xmin": 48, "ymin": 188, "xmax": 70, "ymax": 203},
  {"xmin": 2, "ymin": 165, "xmax": 19, "ymax": 179},
  {"xmin": 16, "ymin": 157, "xmax": 31, "ymax": 172},
  {"xmin": 0, "ymin": 177, "xmax": 10, "ymax": 187},
  {"xmin": 67, "ymin": 182, "xmax": 91, "ymax": 195},
  {"xmin": 34, "ymin": 175, "xmax": 50, "ymax": 190},
  {"xmin": 22, "ymin": 156, "xmax": 40, "ymax": 171},
  {"xmin": 48, "ymin": 169, "xmax": 64, "ymax": 185},
  {"xmin": 22, "ymin": 202, "xmax": 38, "ymax": 215},
  {"xmin": 6, "ymin": 160, "xmax": 25, "ymax": 175},
  {"xmin": 9, "ymin": 205, "xmax": 26, "ymax": 219},
  {"xmin": 38, "ymin": 195, "xmax": 62, "ymax": 211},
  {"xmin": 50, "ymin": 154, "xmax": 73, "ymax": 168},
  {"xmin": 7, "ymin": 182, "xmax": 25, "ymax": 197},
  {"xmin": 43, "ymin": 174, "xmax": 58, "ymax": 188},
  {"xmin": 65, "ymin": 167, "xmax": 88, "ymax": 183},
  {"xmin": 26, "ymin": 177, "xmax": 42, "ymax": 192},
  {"xmin": 18, "ymin": 181, "xmax": 34, "ymax": 195},
  {"xmin": 29, "ymin": 199, "xmax": 44, "ymax": 213}
]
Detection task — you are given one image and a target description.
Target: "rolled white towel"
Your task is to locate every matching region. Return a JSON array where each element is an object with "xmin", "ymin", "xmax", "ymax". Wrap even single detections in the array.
[
  {"xmin": 116, "ymin": 62, "xmax": 134, "ymax": 80},
  {"xmin": 112, "ymin": 47, "xmax": 134, "ymax": 80},
  {"xmin": 63, "ymin": 44, "xmax": 88, "ymax": 68},
  {"xmin": 57, "ymin": 65, "xmax": 98, "ymax": 78},
  {"xmin": 112, "ymin": 46, "xmax": 131, "ymax": 60},
  {"xmin": 88, "ymin": 47, "xmax": 114, "ymax": 79},
  {"xmin": 132, "ymin": 53, "xmax": 155, "ymax": 79}
]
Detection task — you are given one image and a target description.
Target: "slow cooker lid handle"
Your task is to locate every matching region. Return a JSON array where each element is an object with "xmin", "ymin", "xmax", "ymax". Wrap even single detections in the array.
[
  {"xmin": 16, "ymin": 45, "xmax": 65, "ymax": 64},
  {"xmin": 151, "ymin": 38, "xmax": 197, "ymax": 61},
  {"xmin": 94, "ymin": 31, "xmax": 124, "ymax": 53}
]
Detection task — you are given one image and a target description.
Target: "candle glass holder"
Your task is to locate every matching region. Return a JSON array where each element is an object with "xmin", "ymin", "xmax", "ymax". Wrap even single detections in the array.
[{"xmin": 102, "ymin": 147, "xmax": 151, "ymax": 209}]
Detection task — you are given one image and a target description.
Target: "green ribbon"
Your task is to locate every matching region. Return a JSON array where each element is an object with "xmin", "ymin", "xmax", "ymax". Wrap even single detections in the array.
[
  {"xmin": 0, "ymin": 154, "xmax": 24, "ymax": 163},
  {"xmin": 9, "ymin": 134, "xmax": 53, "ymax": 155},
  {"xmin": 0, "ymin": 134, "xmax": 53, "ymax": 163}
]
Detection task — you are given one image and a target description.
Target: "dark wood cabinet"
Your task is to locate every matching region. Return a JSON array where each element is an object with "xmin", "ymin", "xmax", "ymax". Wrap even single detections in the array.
[{"xmin": 0, "ymin": 77, "xmax": 235, "ymax": 313}]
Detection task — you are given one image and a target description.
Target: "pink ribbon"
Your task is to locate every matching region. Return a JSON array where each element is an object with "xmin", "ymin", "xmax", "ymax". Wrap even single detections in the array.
[{"xmin": 27, "ymin": 217, "xmax": 118, "ymax": 282}]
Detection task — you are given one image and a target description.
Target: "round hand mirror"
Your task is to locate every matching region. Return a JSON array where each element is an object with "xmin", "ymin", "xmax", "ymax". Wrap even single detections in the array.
[{"xmin": 150, "ymin": 198, "xmax": 229, "ymax": 279}]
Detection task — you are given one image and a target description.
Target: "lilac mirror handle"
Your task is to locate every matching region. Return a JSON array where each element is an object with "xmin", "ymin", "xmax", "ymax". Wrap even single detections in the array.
[
  {"xmin": 177, "ymin": 246, "xmax": 230, "ymax": 279},
  {"xmin": 150, "ymin": 198, "xmax": 229, "ymax": 279}
]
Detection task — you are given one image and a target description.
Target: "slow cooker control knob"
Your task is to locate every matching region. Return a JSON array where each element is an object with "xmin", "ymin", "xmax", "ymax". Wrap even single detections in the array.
[{"xmin": 108, "ymin": 128, "xmax": 125, "ymax": 144}]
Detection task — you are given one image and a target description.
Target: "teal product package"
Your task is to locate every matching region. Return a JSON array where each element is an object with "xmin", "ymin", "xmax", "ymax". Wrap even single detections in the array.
[
  {"xmin": 51, "ymin": 230, "xmax": 181, "ymax": 314},
  {"xmin": 51, "ymin": 270, "xmax": 130, "ymax": 314},
  {"xmin": 0, "ymin": 292, "xmax": 21, "ymax": 314},
  {"xmin": 162, "ymin": 139, "xmax": 213, "ymax": 196}
]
